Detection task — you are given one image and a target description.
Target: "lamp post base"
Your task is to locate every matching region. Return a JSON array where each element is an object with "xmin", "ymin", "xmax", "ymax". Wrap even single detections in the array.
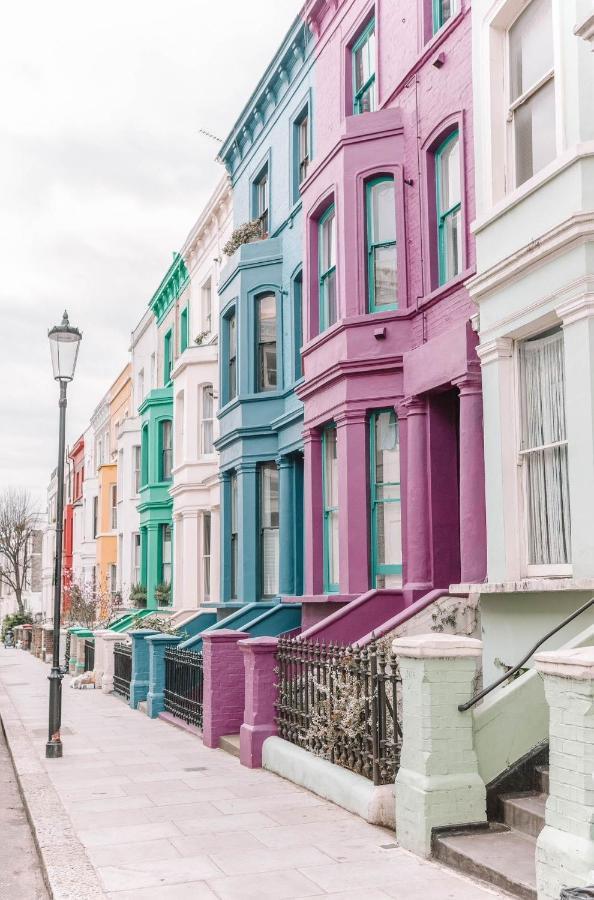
[{"xmin": 45, "ymin": 739, "xmax": 63, "ymax": 759}]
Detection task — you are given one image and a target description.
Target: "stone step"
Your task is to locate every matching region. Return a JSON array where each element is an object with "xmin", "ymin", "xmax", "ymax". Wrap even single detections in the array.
[
  {"xmin": 433, "ymin": 825, "xmax": 536, "ymax": 900},
  {"xmin": 219, "ymin": 733, "xmax": 240, "ymax": 758},
  {"xmin": 501, "ymin": 792, "xmax": 546, "ymax": 839},
  {"xmin": 536, "ymin": 765, "xmax": 549, "ymax": 794}
]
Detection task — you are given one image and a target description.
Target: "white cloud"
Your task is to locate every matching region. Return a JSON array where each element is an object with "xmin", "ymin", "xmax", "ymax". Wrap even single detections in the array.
[{"xmin": 0, "ymin": 0, "xmax": 301, "ymax": 506}]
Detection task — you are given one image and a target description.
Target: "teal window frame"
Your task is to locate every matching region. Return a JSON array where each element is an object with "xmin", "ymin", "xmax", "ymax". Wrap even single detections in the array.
[
  {"xmin": 159, "ymin": 419, "xmax": 173, "ymax": 482},
  {"xmin": 230, "ymin": 471, "xmax": 238, "ymax": 600},
  {"xmin": 180, "ymin": 307, "xmax": 189, "ymax": 353},
  {"xmin": 163, "ymin": 329, "xmax": 173, "ymax": 385},
  {"xmin": 251, "ymin": 160, "xmax": 270, "ymax": 236},
  {"xmin": 366, "ymin": 176, "xmax": 398, "ymax": 313},
  {"xmin": 318, "ymin": 204, "xmax": 337, "ymax": 332},
  {"xmin": 435, "ymin": 130, "xmax": 462, "ymax": 286},
  {"xmin": 158, "ymin": 523, "xmax": 173, "ymax": 602},
  {"xmin": 292, "ymin": 102, "xmax": 311, "ymax": 202},
  {"xmin": 223, "ymin": 308, "xmax": 237, "ymax": 404},
  {"xmin": 255, "ymin": 292, "xmax": 278, "ymax": 393},
  {"xmin": 322, "ymin": 425, "xmax": 339, "ymax": 593},
  {"xmin": 259, "ymin": 461, "xmax": 280, "ymax": 599},
  {"xmin": 352, "ymin": 18, "xmax": 376, "ymax": 115},
  {"xmin": 432, "ymin": 0, "xmax": 457, "ymax": 34},
  {"xmin": 293, "ymin": 269, "xmax": 303, "ymax": 381},
  {"xmin": 369, "ymin": 409, "xmax": 402, "ymax": 587}
]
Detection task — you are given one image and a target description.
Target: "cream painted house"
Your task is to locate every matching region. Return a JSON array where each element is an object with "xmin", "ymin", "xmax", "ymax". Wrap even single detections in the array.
[
  {"xmin": 170, "ymin": 176, "xmax": 232, "ymax": 609},
  {"xmin": 468, "ymin": 0, "xmax": 594, "ymax": 682}
]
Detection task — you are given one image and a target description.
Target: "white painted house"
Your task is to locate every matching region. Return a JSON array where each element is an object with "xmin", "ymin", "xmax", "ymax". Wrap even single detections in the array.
[
  {"xmin": 170, "ymin": 176, "xmax": 232, "ymax": 609},
  {"xmin": 469, "ymin": 0, "xmax": 594, "ymax": 682}
]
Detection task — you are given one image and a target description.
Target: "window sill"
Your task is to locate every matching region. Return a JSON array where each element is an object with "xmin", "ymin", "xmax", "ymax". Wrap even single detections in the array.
[
  {"xmin": 417, "ymin": 266, "xmax": 476, "ymax": 310},
  {"xmin": 450, "ymin": 575, "xmax": 594, "ymax": 596}
]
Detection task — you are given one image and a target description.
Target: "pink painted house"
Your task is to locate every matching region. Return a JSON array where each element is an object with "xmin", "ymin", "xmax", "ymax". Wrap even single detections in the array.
[{"xmin": 294, "ymin": 0, "xmax": 485, "ymax": 628}]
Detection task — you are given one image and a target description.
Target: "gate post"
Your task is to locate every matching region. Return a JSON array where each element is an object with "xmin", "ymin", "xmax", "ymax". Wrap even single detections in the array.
[
  {"xmin": 146, "ymin": 634, "xmax": 184, "ymax": 719},
  {"xmin": 129, "ymin": 629, "xmax": 158, "ymax": 709},
  {"xmin": 239, "ymin": 636, "xmax": 278, "ymax": 768}
]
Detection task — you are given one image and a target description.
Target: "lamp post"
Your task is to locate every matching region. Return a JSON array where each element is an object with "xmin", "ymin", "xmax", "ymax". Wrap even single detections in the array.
[{"xmin": 46, "ymin": 311, "xmax": 82, "ymax": 759}]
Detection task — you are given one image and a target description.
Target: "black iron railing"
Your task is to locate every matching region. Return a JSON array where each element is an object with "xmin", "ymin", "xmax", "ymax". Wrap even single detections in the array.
[
  {"xmin": 459, "ymin": 596, "xmax": 594, "ymax": 712},
  {"xmin": 164, "ymin": 647, "xmax": 203, "ymax": 728},
  {"xmin": 276, "ymin": 637, "xmax": 401, "ymax": 786},
  {"xmin": 84, "ymin": 638, "xmax": 95, "ymax": 672},
  {"xmin": 113, "ymin": 642, "xmax": 132, "ymax": 700}
]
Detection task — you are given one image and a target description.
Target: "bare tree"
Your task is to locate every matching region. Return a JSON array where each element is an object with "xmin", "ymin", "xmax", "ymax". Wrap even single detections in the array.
[{"xmin": 0, "ymin": 488, "xmax": 40, "ymax": 615}]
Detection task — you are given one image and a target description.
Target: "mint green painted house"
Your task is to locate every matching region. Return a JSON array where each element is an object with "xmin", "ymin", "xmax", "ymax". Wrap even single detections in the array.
[{"xmin": 137, "ymin": 254, "xmax": 189, "ymax": 608}]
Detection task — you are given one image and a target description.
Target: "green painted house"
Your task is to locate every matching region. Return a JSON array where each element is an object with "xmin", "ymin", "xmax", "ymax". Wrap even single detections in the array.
[{"xmin": 137, "ymin": 253, "xmax": 189, "ymax": 608}]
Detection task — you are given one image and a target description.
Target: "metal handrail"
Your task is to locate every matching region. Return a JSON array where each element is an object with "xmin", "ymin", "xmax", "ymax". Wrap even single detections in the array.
[{"xmin": 458, "ymin": 596, "xmax": 594, "ymax": 712}]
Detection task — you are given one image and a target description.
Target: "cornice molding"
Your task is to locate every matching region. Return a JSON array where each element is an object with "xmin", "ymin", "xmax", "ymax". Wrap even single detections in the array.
[
  {"xmin": 556, "ymin": 292, "xmax": 594, "ymax": 327},
  {"xmin": 477, "ymin": 338, "xmax": 513, "ymax": 366}
]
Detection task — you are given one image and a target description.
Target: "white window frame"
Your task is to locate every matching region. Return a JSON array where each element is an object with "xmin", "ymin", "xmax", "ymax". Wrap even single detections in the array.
[
  {"xmin": 132, "ymin": 532, "xmax": 141, "ymax": 585},
  {"xmin": 483, "ymin": 0, "xmax": 562, "ymax": 204},
  {"xmin": 201, "ymin": 276, "xmax": 213, "ymax": 334},
  {"xmin": 110, "ymin": 484, "xmax": 117, "ymax": 531},
  {"xmin": 133, "ymin": 445, "xmax": 141, "ymax": 495},
  {"xmin": 514, "ymin": 328, "xmax": 572, "ymax": 578},
  {"xmin": 201, "ymin": 384, "xmax": 215, "ymax": 456}
]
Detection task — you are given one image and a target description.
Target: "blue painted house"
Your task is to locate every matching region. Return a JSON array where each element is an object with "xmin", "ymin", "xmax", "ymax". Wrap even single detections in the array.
[{"xmin": 216, "ymin": 16, "xmax": 314, "ymax": 607}]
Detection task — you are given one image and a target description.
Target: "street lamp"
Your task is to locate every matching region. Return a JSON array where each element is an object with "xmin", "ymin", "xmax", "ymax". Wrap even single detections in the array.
[{"xmin": 46, "ymin": 311, "xmax": 82, "ymax": 759}]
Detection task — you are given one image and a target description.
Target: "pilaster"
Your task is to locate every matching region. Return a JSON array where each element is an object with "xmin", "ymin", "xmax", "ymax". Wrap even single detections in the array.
[{"xmin": 335, "ymin": 410, "xmax": 370, "ymax": 595}]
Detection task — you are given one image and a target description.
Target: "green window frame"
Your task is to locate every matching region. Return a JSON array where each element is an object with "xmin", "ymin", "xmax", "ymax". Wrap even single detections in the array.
[
  {"xmin": 352, "ymin": 19, "xmax": 376, "ymax": 115},
  {"xmin": 159, "ymin": 419, "xmax": 173, "ymax": 482},
  {"xmin": 366, "ymin": 176, "xmax": 398, "ymax": 312},
  {"xmin": 370, "ymin": 410, "xmax": 402, "ymax": 588},
  {"xmin": 318, "ymin": 204, "xmax": 337, "ymax": 332},
  {"xmin": 435, "ymin": 130, "xmax": 462, "ymax": 286},
  {"xmin": 322, "ymin": 425, "xmax": 339, "ymax": 593},
  {"xmin": 140, "ymin": 425, "xmax": 149, "ymax": 487},
  {"xmin": 180, "ymin": 307, "xmax": 189, "ymax": 353},
  {"xmin": 432, "ymin": 0, "xmax": 458, "ymax": 34},
  {"xmin": 163, "ymin": 329, "xmax": 173, "ymax": 385}
]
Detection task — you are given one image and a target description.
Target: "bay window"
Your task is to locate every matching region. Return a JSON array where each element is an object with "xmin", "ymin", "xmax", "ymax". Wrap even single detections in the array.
[
  {"xmin": 230, "ymin": 472, "xmax": 238, "ymax": 599},
  {"xmin": 352, "ymin": 19, "xmax": 376, "ymax": 115},
  {"xmin": 366, "ymin": 177, "xmax": 398, "ymax": 311},
  {"xmin": 436, "ymin": 131, "xmax": 462, "ymax": 285},
  {"xmin": 260, "ymin": 462, "xmax": 279, "ymax": 598},
  {"xmin": 322, "ymin": 425, "xmax": 339, "ymax": 592},
  {"xmin": 110, "ymin": 483, "xmax": 117, "ymax": 530},
  {"xmin": 227, "ymin": 311, "xmax": 237, "ymax": 402},
  {"xmin": 370, "ymin": 410, "xmax": 402, "ymax": 587},
  {"xmin": 133, "ymin": 445, "xmax": 141, "ymax": 494},
  {"xmin": 161, "ymin": 524, "xmax": 172, "ymax": 589},
  {"xmin": 508, "ymin": 0, "xmax": 555, "ymax": 188},
  {"xmin": 132, "ymin": 533, "xmax": 140, "ymax": 584},
  {"xmin": 256, "ymin": 293, "xmax": 277, "ymax": 392},
  {"xmin": 254, "ymin": 166, "xmax": 269, "ymax": 236},
  {"xmin": 203, "ymin": 513, "xmax": 211, "ymax": 602},
  {"xmin": 519, "ymin": 329, "xmax": 570, "ymax": 569},
  {"xmin": 164, "ymin": 329, "xmax": 172, "ymax": 384},
  {"xmin": 319, "ymin": 205, "xmax": 337, "ymax": 331}
]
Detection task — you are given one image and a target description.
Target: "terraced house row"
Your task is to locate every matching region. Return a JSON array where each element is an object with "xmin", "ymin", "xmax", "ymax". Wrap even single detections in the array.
[{"xmin": 36, "ymin": 1, "xmax": 594, "ymax": 898}]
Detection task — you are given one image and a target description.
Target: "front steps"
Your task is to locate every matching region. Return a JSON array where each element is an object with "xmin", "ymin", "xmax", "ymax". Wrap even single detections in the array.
[
  {"xmin": 433, "ymin": 764, "xmax": 549, "ymax": 899},
  {"xmin": 219, "ymin": 733, "xmax": 240, "ymax": 758}
]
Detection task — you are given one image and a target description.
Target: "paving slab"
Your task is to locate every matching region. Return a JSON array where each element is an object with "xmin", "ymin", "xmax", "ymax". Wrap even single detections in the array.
[{"xmin": 0, "ymin": 647, "xmax": 511, "ymax": 899}]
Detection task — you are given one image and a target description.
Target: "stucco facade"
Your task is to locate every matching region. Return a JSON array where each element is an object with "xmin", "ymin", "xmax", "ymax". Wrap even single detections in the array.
[
  {"xmin": 469, "ymin": 0, "xmax": 594, "ymax": 683},
  {"xmin": 216, "ymin": 16, "xmax": 313, "ymax": 607},
  {"xmin": 296, "ymin": 0, "xmax": 485, "ymax": 626},
  {"xmin": 170, "ymin": 177, "xmax": 232, "ymax": 610}
]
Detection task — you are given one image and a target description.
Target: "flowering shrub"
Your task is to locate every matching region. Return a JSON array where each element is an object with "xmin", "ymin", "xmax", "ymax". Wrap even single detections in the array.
[
  {"xmin": 222, "ymin": 219, "xmax": 264, "ymax": 256},
  {"xmin": 128, "ymin": 613, "xmax": 182, "ymax": 636}
]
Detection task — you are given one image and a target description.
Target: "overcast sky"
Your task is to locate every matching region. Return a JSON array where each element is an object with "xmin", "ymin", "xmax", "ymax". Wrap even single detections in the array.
[{"xmin": 0, "ymin": 0, "xmax": 301, "ymax": 509}]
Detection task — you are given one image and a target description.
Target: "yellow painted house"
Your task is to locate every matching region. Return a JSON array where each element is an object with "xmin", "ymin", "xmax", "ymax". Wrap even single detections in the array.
[{"xmin": 96, "ymin": 364, "xmax": 131, "ymax": 612}]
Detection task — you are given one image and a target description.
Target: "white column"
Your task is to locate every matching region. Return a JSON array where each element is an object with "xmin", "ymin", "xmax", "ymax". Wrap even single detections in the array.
[
  {"xmin": 557, "ymin": 296, "xmax": 594, "ymax": 578},
  {"xmin": 476, "ymin": 338, "xmax": 518, "ymax": 582},
  {"xmin": 393, "ymin": 634, "xmax": 486, "ymax": 857},
  {"xmin": 534, "ymin": 645, "xmax": 594, "ymax": 899},
  {"xmin": 182, "ymin": 511, "xmax": 199, "ymax": 608},
  {"xmin": 100, "ymin": 633, "xmax": 124, "ymax": 693}
]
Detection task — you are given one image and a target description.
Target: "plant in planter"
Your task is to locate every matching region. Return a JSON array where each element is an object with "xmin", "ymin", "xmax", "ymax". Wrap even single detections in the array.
[
  {"xmin": 129, "ymin": 613, "xmax": 182, "ymax": 636},
  {"xmin": 222, "ymin": 218, "xmax": 264, "ymax": 257},
  {"xmin": 129, "ymin": 583, "xmax": 147, "ymax": 609},
  {"xmin": 154, "ymin": 582, "xmax": 171, "ymax": 607}
]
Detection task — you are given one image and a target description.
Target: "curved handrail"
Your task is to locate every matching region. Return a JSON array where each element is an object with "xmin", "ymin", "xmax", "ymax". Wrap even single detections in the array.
[{"xmin": 458, "ymin": 596, "xmax": 594, "ymax": 712}]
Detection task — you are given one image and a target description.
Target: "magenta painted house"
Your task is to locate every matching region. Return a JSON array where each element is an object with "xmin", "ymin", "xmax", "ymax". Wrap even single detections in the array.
[{"xmin": 295, "ymin": 0, "xmax": 485, "ymax": 627}]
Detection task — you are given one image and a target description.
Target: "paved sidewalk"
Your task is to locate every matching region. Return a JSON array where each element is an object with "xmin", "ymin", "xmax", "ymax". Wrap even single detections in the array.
[{"xmin": 0, "ymin": 647, "xmax": 510, "ymax": 900}]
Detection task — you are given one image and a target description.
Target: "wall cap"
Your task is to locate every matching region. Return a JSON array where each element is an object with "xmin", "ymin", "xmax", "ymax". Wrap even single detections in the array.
[
  {"xmin": 201, "ymin": 629, "xmax": 250, "ymax": 644},
  {"xmin": 535, "ymin": 646, "xmax": 594, "ymax": 680},
  {"xmin": 392, "ymin": 633, "xmax": 482, "ymax": 658},
  {"xmin": 239, "ymin": 636, "xmax": 279, "ymax": 653}
]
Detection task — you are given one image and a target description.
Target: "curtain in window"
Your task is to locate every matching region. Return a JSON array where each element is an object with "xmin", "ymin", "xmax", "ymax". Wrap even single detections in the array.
[{"xmin": 520, "ymin": 331, "xmax": 570, "ymax": 565}]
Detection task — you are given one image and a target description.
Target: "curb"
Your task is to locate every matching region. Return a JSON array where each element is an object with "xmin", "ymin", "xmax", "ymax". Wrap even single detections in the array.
[{"xmin": 0, "ymin": 666, "xmax": 107, "ymax": 900}]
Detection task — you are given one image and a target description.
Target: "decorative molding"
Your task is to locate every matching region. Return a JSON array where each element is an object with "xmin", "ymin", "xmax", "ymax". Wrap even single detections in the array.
[
  {"xmin": 556, "ymin": 293, "xmax": 594, "ymax": 327},
  {"xmin": 476, "ymin": 338, "xmax": 513, "ymax": 366},
  {"xmin": 575, "ymin": 13, "xmax": 594, "ymax": 47},
  {"xmin": 149, "ymin": 254, "xmax": 189, "ymax": 325}
]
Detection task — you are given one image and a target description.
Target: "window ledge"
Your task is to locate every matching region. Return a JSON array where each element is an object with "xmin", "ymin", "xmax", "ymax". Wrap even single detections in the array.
[{"xmin": 449, "ymin": 576, "xmax": 594, "ymax": 596}]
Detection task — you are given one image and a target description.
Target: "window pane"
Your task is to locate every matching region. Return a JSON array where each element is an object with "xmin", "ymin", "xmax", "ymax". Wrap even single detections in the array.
[
  {"xmin": 230, "ymin": 474, "xmax": 238, "ymax": 598},
  {"xmin": 299, "ymin": 117, "xmax": 309, "ymax": 183},
  {"xmin": 443, "ymin": 208, "xmax": 462, "ymax": 281},
  {"xmin": 257, "ymin": 294, "xmax": 277, "ymax": 391},
  {"xmin": 509, "ymin": 0, "xmax": 553, "ymax": 102},
  {"xmin": 514, "ymin": 78, "xmax": 556, "ymax": 186},
  {"xmin": 321, "ymin": 210, "xmax": 335, "ymax": 271},
  {"xmin": 373, "ymin": 246, "xmax": 398, "ymax": 308},
  {"xmin": 203, "ymin": 513, "xmax": 211, "ymax": 601},
  {"xmin": 324, "ymin": 429, "xmax": 339, "ymax": 509},
  {"xmin": 261, "ymin": 463, "xmax": 279, "ymax": 597},
  {"xmin": 371, "ymin": 180, "xmax": 396, "ymax": 244},
  {"xmin": 325, "ymin": 270, "xmax": 337, "ymax": 326},
  {"xmin": 520, "ymin": 331, "xmax": 570, "ymax": 566},
  {"xmin": 439, "ymin": 136, "xmax": 460, "ymax": 212},
  {"xmin": 261, "ymin": 464, "xmax": 279, "ymax": 528}
]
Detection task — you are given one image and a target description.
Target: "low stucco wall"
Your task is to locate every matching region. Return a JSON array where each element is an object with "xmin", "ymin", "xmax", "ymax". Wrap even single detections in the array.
[{"xmin": 262, "ymin": 736, "xmax": 395, "ymax": 828}]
